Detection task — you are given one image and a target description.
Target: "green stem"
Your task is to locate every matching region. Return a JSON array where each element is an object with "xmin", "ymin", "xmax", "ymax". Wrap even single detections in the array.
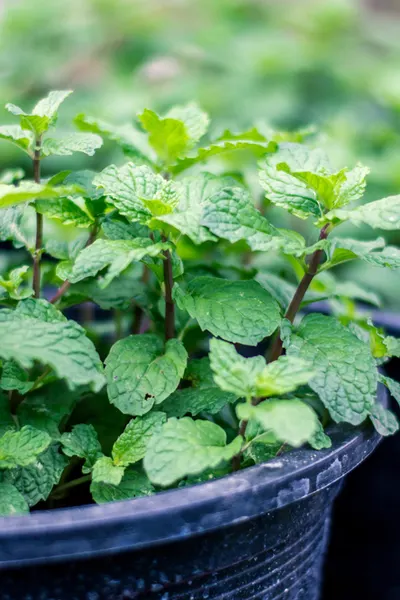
[
  {"xmin": 162, "ymin": 236, "xmax": 175, "ymax": 341},
  {"xmin": 32, "ymin": 137, "xmax": 42, "ymax": 298},
  {"xmin": 51, "ymin": 474, "xmax": 91, "ymax": 498}
]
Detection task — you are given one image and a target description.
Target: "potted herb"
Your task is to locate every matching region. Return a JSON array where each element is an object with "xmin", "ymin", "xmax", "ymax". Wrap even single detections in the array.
[{"xmin": 0, "ymin": 92, "xmax": 399, "ymax": 600}]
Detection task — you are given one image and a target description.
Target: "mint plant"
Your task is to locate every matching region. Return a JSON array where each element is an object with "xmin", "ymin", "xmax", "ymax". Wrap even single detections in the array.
[{"xmin": 0, "ymin": 91, "xmax": 399, "ymax": 516}]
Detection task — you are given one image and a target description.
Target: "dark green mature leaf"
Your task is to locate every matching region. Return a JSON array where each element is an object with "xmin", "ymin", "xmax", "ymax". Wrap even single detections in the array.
[
  {"xmin": 0, "ymin": 483, "xmax": 29, "ymax": 516},
  {"xmin": 36, "ymin": 197, "xmax": 94, "ymax": 228},
  {"xmin": 92, "ymin": 456, "xmax": 124, "ymax": 485},
  {"xmin": 173, "ymin": 276, "xmax": 281, "ymax": 345},
  {"xmin": 379, "ymin": 374, "xmax": 400, "ymax": 406},
  {"xmin": 91, "ymin": 467, "xmax": 154, "ymax": 504},
  {"xmin": 6, "ymin": 90, "xmax": 72, "ymax": 136},
  {"xmin": 0, "ymin": 300, "xmax": 105, "ymax": 392},
  {"xmin": 105, "ymin": 334, "xmax": 187, "ymax": 416},
  {"xmin": 282, "ymin": 314, "xmax": 377, "ymax": 424},
  {"xmin": 144, "ymin": 417, "xmax": 243, "ymax": 486},
  {"xmin": 370, "ymin": 403, "xmax": 399, "ymax": 436},
  {"xmin": 61, "ymin": 424, "xmax": 103, "ymax": 473},
  {"xmin": 202, "ymin": 186, "xmax": 306, "ymax": 255},
  {"xmin": 0, "ymin": 360, "xmax": 33, "ymax": 394},
  {"xmin": 0, "ymin": 426, "xmax": 51, "ymax": 468},
  {"xmin": 308, "ymin": 421, "xmax": 332, "ymax": 450},
  {"xmin": 3, "ymin": 446, "xmax": 67, "ymax": 506},
  {"xmin": 321, "ymin": 195, "xmax": 400, "ymax": 230},
  {"xmin": 112, "ymin": 411, "xmax": 166, "ymax": 467},
  {"xmin": 237, "ymin": 398, "xmax": 318, "ymax": 447},
  {"xmin": 69, "ymin": 238, "xmax": 171, "ymax": 288},
  {"xmin": 41, "ymin": 133, "xmax": 103, "ymax": 157}
]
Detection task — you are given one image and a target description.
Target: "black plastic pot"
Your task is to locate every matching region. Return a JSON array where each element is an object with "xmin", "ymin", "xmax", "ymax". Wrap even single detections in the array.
[{"xmin": 0, "ymin": 387, "xmax": 385, "ymax": 600}]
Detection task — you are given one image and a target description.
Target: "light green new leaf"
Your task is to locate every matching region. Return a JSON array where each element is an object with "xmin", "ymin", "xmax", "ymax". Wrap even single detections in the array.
[
  {"xmin": 3, "ymin": 446, "xmax": 67, "ymax": 506},
  {"xmin": 112, "ymin": 411, "xmax": 166, "ymax": 467},
  {"xmin": 92, "ymin": 456, "xmax": 124, "ymax": 485},
  {"xmin": 173, "ymin": 277, "xmax": 281, "ymax": 346},
  {"xmin": 255, "ymin": 355, "xmax": 316, "ymax": 396},
  {"xmin": 0, "ymin": 299, "xmax": 105, "ymax": 392},
  {"xmin": 69, "ymin": 238, "xmax": 170, "ymax": 288},
  {"xmin": 370, "ymin": 403, "xmax": 399, "ymax": 436},
  {"xmin": 41, "ymin": 133, "xmax": 103, "ymax": 157},
  {"xmin": 237, "ymin": 399, "xmax": 318, "ymax": 447},
  {"xmin": 6, "ymin": 90, "xmax": 72, "ymax": 136},
  {"xmin": 0, "ymin": 169, "xmax": 24, "ymax": 184},
  {"xmin": 60, "ymin": 424, "xmax": 103, "ymax": 473},
  {"xmin": 321, "ymin": 195, "xmax": 400, "ymax": 230},
  {"xmin": 138, "ymin": 108, "xmax": 190, "ymax": 165},
  {"xmin": 0, "ymin": 426, "xmax": 51, "ymax": 468},
  {"xmin": 0, "ymin": 125, "xmax": 34, "ymax": 154},
  {"xmin": 202, "ymin": 186, "xmax": 306, "ymax": 255},
  {"xmin": 0, "ymin": 266, "xmax": 33, "ymax": 300},
  {"xmin": 0, "ymin": 182, "xmax": 82, "ymax": 209},
  {"xmin": 167, "ymin": 103, "xmax": 209, "ymax": 144},
  {"xmin": 282, "ymin": 314, "xmax": 377, "ymax": 424},
  {"xmin": 94, "ymin": 163, "xmax": 161, "ymax": 223},
  {"xmin": 91, "ymin": 467, "xmax": 154, "ymax": 504},
  {"xmin": 144, "ymin": 417, "xmax": 243, "ymax": 486},
  {"xmin": 0, "ymin": 483, "xmax": 29, "ymax": 516},
  {"xmin": 105, "ymin": 334, "xmax": 187, "ymax": 416},
  {"xmin": 36, "ymin": 197, "xmax": 94, "ymax": 228}
]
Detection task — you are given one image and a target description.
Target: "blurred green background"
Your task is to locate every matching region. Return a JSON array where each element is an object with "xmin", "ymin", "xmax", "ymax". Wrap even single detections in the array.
[{"xmin": 0, "ymin": 0, "xmax": 399, "ymax": 308}]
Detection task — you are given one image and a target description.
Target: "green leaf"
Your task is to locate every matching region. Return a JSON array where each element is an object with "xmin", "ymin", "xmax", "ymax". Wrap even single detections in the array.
[
  {"xmin": 0, "ymin": 206, "xmax": 28, "ymax": 247},
  {"xmin": 0, "ymin": 168, "xmax": 24, "ymax": 184},
  {"xmin": 318, "ymin": 237, "xmax": 400, "ymax": 271},
  {"xmin": 202, "ymin": 186, "xmax": 306, "ymax": 255},
  {"xmin": 237, "ymin": 398, "xmax": 318, "ymax": 447},
  {"xmin": 105, "ymin": 334, "xmax": 187, "ymax": 416},
  {"xmin": 36, "ymin": 197, "xmax": 94, "ymax": 228},
  {"xmin": 308, "ymin": 421, "xmax": 332, "ymax": 450},
  {"xmin": 0, "ymin": 182, "xmax": 82, "ymax": 209},
  {"xmin": 282, "ymin": 314, "xmax": 378, "ymax": 424},
  {"xmin": 6, "ymin": 90, "xmax": 72, "ymax": 136},
  {"xmin": 2, "ymin": 446, "xmax": 67, "ymax": 506},
  {"xmin": 0, "ymin": 360, "xmax": 33, "ymax": 394},
  {"xmin": 370, "ymin": 403, "xmax": 399, "ymax": 436},
  {"xmin": 144, "ymin": 417, "xmax": 243, "ymax": 486},
  {"xmin": 0, "ymin": 266, "xmax": 33, "ymax": 300},
  {"xmin": 112, "ymin": 411, "xmax": 166, "ymax": 467},
  {"xmin": 41, "ymin": 133, "xmax": 103, "ymax": 157},
  {"xmin": 0, "ymin": 483, "xmax": 29, "ymax": 516},
  {"xmin": 321, "ymin": 195, "xmax": 400, "ymax": 230},
  {"xmin": 384, "ymin": 336, "xmax": 400, "ymax": 357},
  {"xmin": 94, "ymin": 163, "xmax": 162, "ymax": 223},
  {"xmin": 0, "ymin": 299, "xmax": 105, "ymax": 392},
  {"xmin": 0, "ymin": 125, "xmax": 34, "ymax": 154},
  {"xmin": 60, "ymin": 424, "xmax": 103, "ymax": 473},
  {"xmin": 92, "ymin": 456, "xmax": 124, "ymax": 485},
  {"xmin": 379, "ymin": 374, "xmax": 400, "ymax": 406},
  {"xmin": 0, "ymin": 426, "xmax": 51, "ymax": 468},
  {"xmin": 102, "ymin": 215, "xmax": 149, "ymax": 241},
  {"xmin": 173, "ymin": 276, "xmax": 281, "ymax": 345},
  {"xmin": 90, "ymin": 467, "xmax": 154, "ymax": 504},
  {"xmin": 255, "ymin": 356, "xmax": 316, "ymax": 396},
  {"xmin": 74, "ymin": 113, "xmax": 156, "ymax": 164},
  {"xmin": 69, "ymin": 238, "xmax": 170, "ymax": 288},
  {"xmin": 166, "ymin": 103, "xmax": 209, "ymax": 144}
]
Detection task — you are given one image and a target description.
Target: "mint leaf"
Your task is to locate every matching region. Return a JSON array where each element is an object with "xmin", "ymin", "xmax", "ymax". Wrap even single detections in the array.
[
  {"xmin": 91, "ymin": 467, "xmax": 154, "ymax": 504},
  {"xmin": 370, "ymin": 403, "xmax": 399, "ymax": 436},
  {"xmin": 384, "ymin": 336, "xmax": 400, "ymax": 357},
  {"xmin": 36, "ymin": 197, "xmax": 94, "ymax": 228},
  {"xmin": 0, "ymin": 168, "xmax": 24, "ymax": 184},
  {"xmin": 92, "ymin": 456, "xmax": 124, "ymax": 485},
  {"xmin": 322, "ymin": 195, "xmax": 400, "ymax": 230},
  {"xmin": 309, "ymin": 421, "xmax": 332, "ymax": 450},
  {"xmin": 112, "ymin": 411, "xmax": 166, "ymax": 467},
  {"xmin": 0, "ymin": 182, "xmax": 82, "ymax": 208},
  {"xmin": 237, "ymin": 399, "xmax": 318, "ymax": 447},
  {"xmin": 105, "ymin": 334, "xmax": 187, "ymax": 416},
  {"xmin": 61, "ymin": 424, "xmax": 103, "ymax": 473},
  {"xmin": 202, "ymin": 186, "xmax": 306, "ymax": 255},
  {"xmin": 379, "ymin": 374, "xmax": 400, "ymax": 406},
  {"xmin": 0, "ymin": 266, "xmax": 33, "ymax": 300},
  {"xmin": 144, "ymin": 417, "xmax": 243, "ymax": 486},
  {"xmin": 94, "ymin": 163, "xmax": 162, "ymax": 223},
  {"xmin": 166, "ymin": 103, "xmax": 209, "ymax": 144},
  {"xmin": 0, "ymin": 483, "xmax": 29, "ymax": 516},
  {"xmin": 2, "ymin": 446, "xmax": 67, "ymax": 506},
  {"xmin": 282, "ymin": 314, "xmax": 377, "ymax": 424},
  {"xmin": 6, "ymin": 90, "xmax": 72, "ymax": 136},
  {"xmin": 0, "ymin": 206, "xmax": 28, "ymax": 247},
  {"xmin": 102, "ymin": 215, "xmax": 149, "ymax": 241},
  {"xmin": 255, "ymin": 355, "xmax": 316, "ymax": 396},
  {"xmin": 0, "ymin": 300, "xmax": 105, "ymax": 392},
  {"xmin": 41, "ymin": 133, "xmax": 103, "ymax": 157},
  {"xmin": 69, "ymin": 238, "xmax": 171, "ymax": 288},
  {"xmin": 0, "ymin": 426, "xmax": 51, "ymax": 468},
  {"xmin": 318, "ymin": 237, "xmax": 400, "ymax": 270},
  {"xmin": 0, "ymin": 125, "xmax": 33, "ymax": 155},
  {"xmin": 0, "ymin": 360, "xmax": 33, "ymax": 394},
  {"xmin": 173, "ymin": 276, "xmax": 281, "ymax": 345}
]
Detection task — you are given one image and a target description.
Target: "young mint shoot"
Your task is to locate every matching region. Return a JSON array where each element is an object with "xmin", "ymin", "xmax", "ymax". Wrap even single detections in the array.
[{"xmin": 0, "ymin": 92, "xmax": 399, "ymax": 515}]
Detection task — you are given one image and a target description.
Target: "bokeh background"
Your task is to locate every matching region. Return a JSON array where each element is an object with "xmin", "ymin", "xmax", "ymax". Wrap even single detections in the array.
[{"xmin": 1, "ymin": 0, "xmax": 400, "ymax": 305}]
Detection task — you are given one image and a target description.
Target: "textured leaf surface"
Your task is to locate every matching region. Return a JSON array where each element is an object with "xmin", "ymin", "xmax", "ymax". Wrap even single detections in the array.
[
  {"xmin": 70, "ymin": 238, "xmax": 170, "ymax": 287},
  {"xmin": 0, "ymin": 182, "xmax": 82, "ymax": 208},
  {"xmin": 144, "ymin": 417, "xmax": 243, "ymax": 486},
  {"xmin": 41, "ymin": 133, "xmax": 103, "ymax": 157},
  {"xmin": 379, "ymin": 375, "xmax": 400, "ymax": 406},
  {"xmin": 36, "ymin": 197, "xmax": 94, "ymax": 228},
  {"xmin": 0, "ymin": 483, "xmax": 29, "ymax": 516},
  {"xmin": 112, "ymin": 411, "xmax": 166, "ymax": 467},
  {"xmin": 92, "ymin": 456, "xmax": 124, "ymax": 485},
  {"xmin": 173, "ymin": 277, "xmax": 281, "ymax": 345},
  {"xmin": 91, "ymin": 467, "xmax": 154, "ymax": 504},
  {"xmin": 0, "ymin": 360, "xmax": 33, "ymax": 394},
  {"xmin": 255, "ymin": 356, "xmax": 316, "ymax": 397},
  {"xmin": 60, "ymin": 424, "xmax": 103, "ymax": 473},
  {"xmin": 308, "ymin": 421, "xmax": 332, "ymax": 450},
  {"xmin": 237, "ymin": 399, "xmax": 318, "ymax": 447},
  {"xmin": 0, "ymin": 125, "xmax": 33, "ymax": 154},
  {"xmin": 138, "ymin": 108, "xmax": 193, "ymax": 165},
  {"xmin": 166, "ymin": 103, "xmax": 209, "ymax": 144},
  {"xmin": 370, "ymin": 403, "xmax": 399, "ymax": 436},
  {"xmin": 282, "ymin": 314, "xmax": 377, "ymax": 424},
  {"xmin": 319, "ymin": 237, "xmax": 400, "ymax": 270},
  {"xmin": 322, "ymin": 195, "xmax": 400, "ymax": 230},
  {"xmin": 6, "ymin": 91, "xmax": 72, "ymax": 135},
  {"xmin": 0, "ymin": 426, "xmax": 51, "ymax": 468},
  {"xmin": 0, "ymin": 300, "xmax": 105, "ymax": 392},
  {"xmin": 105, "ymin": 334, "xmax": 187, "ymax": 415}
]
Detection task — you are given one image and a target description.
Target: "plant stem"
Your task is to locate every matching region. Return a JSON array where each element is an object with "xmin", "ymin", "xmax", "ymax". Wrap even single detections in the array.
[
  {"xmin": 49, "ymin": 222, "xmax": 98, "ymax": 304},
  {"xmin": 162, "ymin": 237, "xmax": 175, "ymax": 341},
  {"xmin": 268, "ymin": 224, "xmax": 329, "ymax": 363},
  {"xmin": 32, "ymin": 137, "xmax": 42, "ymax": 298},
  {"xmin": 51, "ymin": 474, "xmax": 91, "ymax": 498}
]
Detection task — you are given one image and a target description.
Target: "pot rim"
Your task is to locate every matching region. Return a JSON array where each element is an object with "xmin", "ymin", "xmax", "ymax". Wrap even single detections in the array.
[{"xmin": 0, "ymin": 385, "xmax": 386, "ymax": 568}]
